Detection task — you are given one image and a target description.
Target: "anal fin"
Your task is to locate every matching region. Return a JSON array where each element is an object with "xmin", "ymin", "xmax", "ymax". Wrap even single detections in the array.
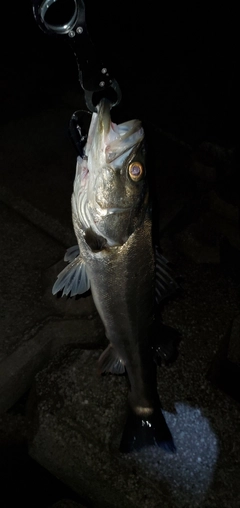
[{"xmin": 98, "ymin": 344, "xmax": 125, "ymax": 375}]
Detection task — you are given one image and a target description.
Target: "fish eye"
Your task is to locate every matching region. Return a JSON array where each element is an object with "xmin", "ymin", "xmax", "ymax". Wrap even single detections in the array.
[{"xmin": 128, "ymin": 162, "xmax": 144, "ymax": 181}]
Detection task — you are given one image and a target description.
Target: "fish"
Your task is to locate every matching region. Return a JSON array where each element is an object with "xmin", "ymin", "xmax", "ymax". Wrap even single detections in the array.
[{"xmin": 52, "ymin": 99, "xmax": 178, "ymax": 453}]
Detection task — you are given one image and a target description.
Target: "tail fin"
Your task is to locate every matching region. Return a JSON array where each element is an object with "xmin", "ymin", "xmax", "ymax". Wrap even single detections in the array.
[{"xmin": 119, "ymin": 403, "xmax": 176, "ymax": 454}]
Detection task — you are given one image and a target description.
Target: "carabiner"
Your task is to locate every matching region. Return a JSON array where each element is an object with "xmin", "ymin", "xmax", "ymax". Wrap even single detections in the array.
[{"xmin": 32, "ymin": 0, "xmax": 122, "ymax": 112}]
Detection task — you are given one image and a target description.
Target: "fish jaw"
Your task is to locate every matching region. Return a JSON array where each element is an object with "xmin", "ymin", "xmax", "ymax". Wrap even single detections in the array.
[
  {"xmin": 86, "ymin": 99, "xmax": 145, "ymax": 219},
  {"xmin": 72, "ymin": 99, "xmax": 146, "ymax": 246},
  {"xmin": 85, "ymin": 98, "xmax": 144, "ymax": 167}
]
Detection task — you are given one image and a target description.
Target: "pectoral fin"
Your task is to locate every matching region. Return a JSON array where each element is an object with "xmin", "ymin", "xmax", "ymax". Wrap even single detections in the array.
[
  {"xmin": 98, "ymin": 344, "xmax": 125, "ymax": 375},
  {"xmin": 64, "ymin": 245, "xmax": 80, "ymax": 263},
  {"xmin": 52, "ymin": 255, "xmax": 90, "ymax": 297}
]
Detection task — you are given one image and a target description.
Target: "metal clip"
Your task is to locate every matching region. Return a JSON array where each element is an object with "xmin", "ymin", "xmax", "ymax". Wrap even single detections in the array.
[{"xmin": 32, "ymin": 0, "xmax": 121, "ymax": 112}]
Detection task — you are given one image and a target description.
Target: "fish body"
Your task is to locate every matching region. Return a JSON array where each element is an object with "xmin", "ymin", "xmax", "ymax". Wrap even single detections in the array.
[{"xmin": 53, "ymin": 99, "xmax": 176, "ymax": 452}]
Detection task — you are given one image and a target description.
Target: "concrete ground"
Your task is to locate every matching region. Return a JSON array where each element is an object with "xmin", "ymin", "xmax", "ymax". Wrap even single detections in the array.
[{"xmin": 1, "ymin": 3, "xmax": 239, "ymax": 507}]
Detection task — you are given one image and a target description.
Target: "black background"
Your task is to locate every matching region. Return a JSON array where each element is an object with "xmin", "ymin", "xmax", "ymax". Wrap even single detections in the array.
[{"xmin": 2, "ymin": 1, "xmax": 238, "ymax": 146}]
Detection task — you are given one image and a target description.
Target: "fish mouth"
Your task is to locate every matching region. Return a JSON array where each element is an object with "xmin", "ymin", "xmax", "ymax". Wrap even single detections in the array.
[
  {"xmin": 83, "ymin": 99, "xmax": 144, "ymax": 235},
  {"xmin": 85, "ymin": 99, "xmax": 111, "ymax": 158},
  {"xmin": 87, "ymin": 99, "xmax": 144, "ymax": 165},
  {"xmin": 97, "ymin": 98, "xmax": 112, "ymax": 138}
]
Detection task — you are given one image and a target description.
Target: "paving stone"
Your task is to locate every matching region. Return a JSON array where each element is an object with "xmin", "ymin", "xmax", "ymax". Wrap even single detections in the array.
[
  {"xmin": 28, "ymin": 319, "xmax": 240, "ymax": 508},
  {"xmin": 51, "ymin": 500, "xmax": 87, "ymax": 508},
  {"xmin": 0, "ymin": 202, "xmax": 63, "ymax": 362},
  {"xmin": 0, "ymin": 317, "xmax": 105, "ymax": 413}
]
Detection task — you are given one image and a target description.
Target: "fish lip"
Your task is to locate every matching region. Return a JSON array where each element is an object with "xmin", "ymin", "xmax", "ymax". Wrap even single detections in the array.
[{"xmin": 97, "ymin": 99, "xmax": 111, "ymax": 136}]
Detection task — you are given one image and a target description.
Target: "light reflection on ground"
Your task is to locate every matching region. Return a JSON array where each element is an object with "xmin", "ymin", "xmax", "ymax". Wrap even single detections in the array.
[{"xmin": 126, "ymin": 403, "xmax": 219, "ymax": 505}]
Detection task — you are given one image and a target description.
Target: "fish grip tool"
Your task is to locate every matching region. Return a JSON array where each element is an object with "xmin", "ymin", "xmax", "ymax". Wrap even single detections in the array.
[{"xmin": 32, "ymin": 0, "xmax": 122, "ymax": 113}]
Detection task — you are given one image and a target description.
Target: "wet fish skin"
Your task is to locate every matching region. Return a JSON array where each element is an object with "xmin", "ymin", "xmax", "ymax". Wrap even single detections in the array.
[{"xmin": 53, "ymin": 99, "xmax": 176, "ymax": 453}]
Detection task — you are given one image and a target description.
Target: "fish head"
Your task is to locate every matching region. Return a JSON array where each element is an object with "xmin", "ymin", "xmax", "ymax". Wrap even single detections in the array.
[{"xmin": 73, "ymin": 99, "xmax": 149, "ymax": 246}]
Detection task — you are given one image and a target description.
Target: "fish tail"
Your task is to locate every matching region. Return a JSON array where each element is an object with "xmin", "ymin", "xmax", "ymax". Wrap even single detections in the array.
[{"xmin": 119, "ymin": 401, "xmax": 176, "ymax": 454}]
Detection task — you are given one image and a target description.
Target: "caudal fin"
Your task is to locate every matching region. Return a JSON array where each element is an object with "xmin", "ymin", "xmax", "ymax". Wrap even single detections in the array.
[{"xmin": 119, "ymin": 403, "xmax": 176, "ymax": 454}]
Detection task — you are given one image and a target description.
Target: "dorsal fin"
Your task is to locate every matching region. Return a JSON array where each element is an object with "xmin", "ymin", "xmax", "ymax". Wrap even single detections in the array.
[{"xmin": 155, "ymin": 247, "xmax": 181, "ymax": 304}]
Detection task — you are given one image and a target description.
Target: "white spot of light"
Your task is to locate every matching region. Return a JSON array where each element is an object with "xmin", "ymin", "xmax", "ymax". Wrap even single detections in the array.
[{"xmin": 127, "ymin": 403, "xmax": 219, "ymax": 505}]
